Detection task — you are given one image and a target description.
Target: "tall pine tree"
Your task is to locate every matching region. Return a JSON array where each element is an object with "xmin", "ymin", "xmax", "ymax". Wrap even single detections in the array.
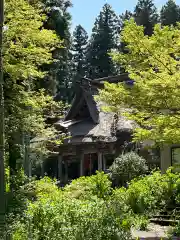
[
  {"xmin": 71, "ymin": 25, "xmax": 88, "ymax": 93},
  {"xmin": 119, "ymin": 10, "xmax": 133, "ymax": 29},
  {"xmin": 86, "ymin": 4, "xmax": 119, "ymax": 79},
  {"xmin": 134, "ymin": 0, "xmax": 159, "ymax": 36},
  {"xmin": 39, "ymin": 0, "xmax": 72, "ymax": 101},
  {"xmin": 160, "ymin": 0, "xmax": 180, "ymax": 26}
]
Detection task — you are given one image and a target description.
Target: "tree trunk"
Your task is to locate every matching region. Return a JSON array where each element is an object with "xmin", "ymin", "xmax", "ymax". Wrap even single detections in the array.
[
  {"xmin": 8, "ymin": 138, "xmax": 19, "ymax": 190},
  {"xmin": 24, "ymin": 134, "xmax": 31, "ymax": 177},
  {"xmin": 0, "ymin": 0, "xmax": 6, "ymax": 234}
]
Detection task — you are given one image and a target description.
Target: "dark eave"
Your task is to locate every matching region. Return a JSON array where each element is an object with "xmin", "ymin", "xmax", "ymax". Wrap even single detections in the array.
[{"xmin": 94, "ymin": 73, "xmax": 129, "ymax": 83}]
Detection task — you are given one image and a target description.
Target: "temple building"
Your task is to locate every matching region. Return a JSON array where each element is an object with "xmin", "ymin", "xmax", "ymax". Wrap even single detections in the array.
[{"xmin": 40, "ymin": 74, "xmax": 160, "ymax": 183}]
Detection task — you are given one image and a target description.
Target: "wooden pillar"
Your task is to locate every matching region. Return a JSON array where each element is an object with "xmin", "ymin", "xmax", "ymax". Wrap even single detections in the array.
[
  {"xmin": 64, "ymin": 160, "xmax": 68, "ymax": 183},
  {"xmin": 98, "ymin": 152, "xmax": 103, "ymax": 171},
  {"xmin": 103, "ymin": 154, "xmax": 106, "ymax": 171},
  {"xmin": 41, "ymin": 162, "xmax": 44, "ymax": 178},
  {"xmin": 40, "ymin": 152, "xmax": 44, "ymax": 178},
  {"xmin": 58, "ymin": 155, "xmax": 62, "ymax": 181},
  {"xmin": 80, "ymin": 152, "xmax": 84, "ymax": 177},
  {"xmin": 28, "ymin": 159, "xmax": 32, "ymax": 178}
]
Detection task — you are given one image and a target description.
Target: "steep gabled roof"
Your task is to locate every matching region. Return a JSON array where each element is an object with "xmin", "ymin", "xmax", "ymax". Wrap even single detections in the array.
[
  {"xmin": 54, "ymin": 74, "xmax": 135, "ymax": 144},
  {"xmin": 64, "ymin": 85, "xmax": 99, "ymax": 124},
  {"xmin": 64, "ymin": 73, "xmax": 130, "ymax": 124}
]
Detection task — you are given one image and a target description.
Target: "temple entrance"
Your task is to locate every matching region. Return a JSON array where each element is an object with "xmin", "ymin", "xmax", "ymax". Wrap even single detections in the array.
[
  {"xmin": 43, "ymin": 155, "xmax": 58, "ymax": 178},
  {"xmin": 84, "ymin": 153, "xmax": 98, "ymax": 176},
  {"xmin": 66, "ymin": 156, "xmax": 80, "ymax": 180}
]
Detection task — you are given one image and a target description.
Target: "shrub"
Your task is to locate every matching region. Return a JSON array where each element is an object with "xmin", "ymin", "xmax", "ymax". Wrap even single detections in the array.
[
  {"xmin": 170, "ymin": 221, "xmax": 180, "ymax": 237},
  {"xmin": 132, "ymin": 215, "xmax": 149, "ymax": 231},
  {"xmin": 12, "ymin": 190, "xmax": 131, "ymax": 240},
  {"xmin": 109, "ymin": 152, "xmax": 148, "ymax": 186},
  {"xmin": 165, "ymin": 168, "xmax": 180, "ymax": 205},
  {"xmin": 64, "ymin": 171, "xmax": 112, "ymax": 200},
  {"xmin": 10, "ymin": 167, "xmax": 180, "ymax": 239},
  {"xmin": 23, "ymin": 176, "xmax": 60, "ymax": 200},
  {"xmin": 10, "ymin": 173, "xmax": 132, "ymax": 240},
  {"xmin": 112, "ymin": 168, "xmax": 180, "ymax": 217},
  {"xmin": 6, "ymin": 170, "xmax": 30, "ymax": 236},
  {"xmin": 6, "ymin": 176, "xmax": 62, "ymax": 236}
]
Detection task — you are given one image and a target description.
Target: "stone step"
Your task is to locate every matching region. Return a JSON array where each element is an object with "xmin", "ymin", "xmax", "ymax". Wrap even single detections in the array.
[
  {"xmin": 160, "ymin": 210, "xmax": 180, "ymax": 215},
  {"xmin": 131, "ymin": 229, "xmax": 168, "ymax": 240},
  {"xmin": 150, "ymin": 218, "xmax": 178, "ymax": 226},
  {"xmin": 167, "ymin": 206, "xmax": 180, "ymax": 211},
  {"xmin": 153, "ymin": 215, "xmax": 180, "ymax": 220}
]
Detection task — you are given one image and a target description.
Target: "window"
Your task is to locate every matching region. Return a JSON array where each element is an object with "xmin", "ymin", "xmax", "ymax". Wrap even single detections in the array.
[{"xmin": 171, "ymin": 147, "xmax": 180, "ymax": 166}]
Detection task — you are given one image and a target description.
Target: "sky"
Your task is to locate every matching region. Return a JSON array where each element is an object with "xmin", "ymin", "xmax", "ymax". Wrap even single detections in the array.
[{"xmin": 70, "ymin": 0, "xmax": 180, "ymax": 34}]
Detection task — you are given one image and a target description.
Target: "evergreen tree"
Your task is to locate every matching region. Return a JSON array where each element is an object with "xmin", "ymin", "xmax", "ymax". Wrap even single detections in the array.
[
  {"xmin": 119, "ymin": 10, "xmax": 133, "ymax": 29},
  {"xmin": 86, "ymin": 4, "xmax": 119, "ymax": 79},
  {"xmin": 160, "ymin": 0, "xmax": 180, "ymax": 26},
  {"xmin": 134, "ymin": 0, "xmax": 159, "ymax": 36},
  {"xmin": 38, "ymin": 0, "xmax": 72, "ymax": 101},
  {"xmin": 71, "ymin": 25, "xmax": 88, "ymax": 93}
]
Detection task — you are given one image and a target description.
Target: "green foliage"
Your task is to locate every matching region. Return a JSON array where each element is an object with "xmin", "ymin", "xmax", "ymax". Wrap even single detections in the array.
[
  {"xmin": 23, "ymin": 176, "xmax": 61, "ymax": 201},
  {"xmin": 86, "ymin": 3, "xmax": 119, "ymax": 79},
  {"xmin": 133, "ymin": 215, "xmax": 149, "ymax": 231},
  {"xmin": 119, "ymin": 10, "xmax": 133, "ymax": 60},
  {"xmin": 5, "ymin": 167, "xmax": 10, "ymax": 192},
  {"xmin": 40, "ymin": 0, "xmax": 73, "ymax": 101},
  {"xmin": 4, "ymin": 0, "xmax": 60, "ymax": 80},
  {"xmin": 71, "ymin": 24, "xmax": 88, "ymax": 91},
  {"xmin": 6, "ymin": 170, "xmax": 31, "ymax": 236},
  {"xmin": 160, "ymin": 0, "xmax": 180, "ymax": 26},
  {"xmin": 64, "ymin": 171, "xmax": 112, "ymax": 200},
  {"xmin": 134, "ymin": 0, "xmax": 159, "ymax": 36},
  {"xmin": 99, "ymin": 20, "xmax": 180, "ymax": 145},
  {"xmin": 171, "ymin": 220, "xmax": 180, "ymax": 237},
  {"xmin": 4, "ymin": 0, "xmax": 66, "ymax": 176},
  {"xmin": 109, "ymin": 152, "xmax": 148, "ymax": 186},
  {"xmin": 8, "ymin": 167, "xmax": 180, "ymax": 238},
  {"xmin": 4, "ymin": 0, "xmax": 62, "ymax": 135},
  {"xmin": 125, "ymin": 172, "xmax": 169, "ymax": 214},
  {"xmin": 13, "ymin": 198, "xmax": 131, "ymax": 240},
  {"xmin": 11, "ymin": 175, "xmax": 131, "ymax": 240},
  {"xmin": 113, "ymin": 169, "xmax": 180, "ymax": 217}
]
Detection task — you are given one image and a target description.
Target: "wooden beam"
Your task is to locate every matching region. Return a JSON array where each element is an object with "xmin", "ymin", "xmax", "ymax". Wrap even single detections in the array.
[
  {"xmin": 103, "ymin": 155, "xmax": 106, "ymax": 171},
  {"xmin": 82, "ymin": 73, "xmax": 129, "ymax": 84},
  {"xmin": 98, "ymin": 152, "xmax": 103, "ymax": 171},
  {"xmin": 94, "ymin": 73, "xmax": 129, "ymax": 83},
  {"xmin": 80, "ymin": 152, "xmax": 84, "ymax": 177}
]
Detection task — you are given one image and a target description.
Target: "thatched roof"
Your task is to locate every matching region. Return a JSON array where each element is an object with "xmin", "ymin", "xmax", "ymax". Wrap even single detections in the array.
[{"xmin": 55, "ymin": 74, "xmax": 136, "ymax": 145}]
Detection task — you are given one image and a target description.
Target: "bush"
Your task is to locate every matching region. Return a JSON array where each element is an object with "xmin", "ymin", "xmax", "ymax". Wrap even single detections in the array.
[
  {"xmin": 6, "ymin": 176, "xmax": 61, "ymax": 236},
  {"xmin": 23, "ymin": 176, "xmax": 60, "ymax": 200},
  {"xmin": 109, "ymin": 152, "xmax": 148, "ymax": 186},
  {"xmin": 10, "ymin": 167, "xmax": 180, "ymax": 239},
  {"xmin": 12, "ymin": 182, "xmax": 131, "ymax": 240},
  {"xmin": 64, "ymin": 171, "xmax": 112, "ymax": 200},
  {"xmin": 170, "ymin": 221, "xmax": 180, "ymax": 237},
  {"xmin": 112, "ymin": 168, "xmax": 180, "ymax": 218},
  {"xmin": 125, "ymin": 171, "xmax": 169, "ymax": 214}
]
